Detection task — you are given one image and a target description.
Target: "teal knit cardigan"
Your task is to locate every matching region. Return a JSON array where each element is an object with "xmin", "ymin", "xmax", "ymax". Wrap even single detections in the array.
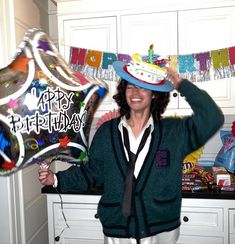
[{"xmin": 57, "ymin": 79, "xmax": 224, "ymax": 239}]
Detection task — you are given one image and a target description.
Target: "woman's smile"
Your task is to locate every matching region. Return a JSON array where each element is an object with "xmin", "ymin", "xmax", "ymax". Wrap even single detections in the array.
[{"xmin": 126, "ymin": 84, "xmax": 153, "ymax": 112}]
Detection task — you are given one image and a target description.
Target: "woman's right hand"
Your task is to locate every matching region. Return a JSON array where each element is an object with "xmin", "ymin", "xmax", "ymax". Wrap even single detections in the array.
[
  {"xmin": 166, "ymin": 67, "xmax": 183, "ymax": 89},
  {"xmin": 38, "ymin": 169, "xmax": 55, "ymax": 186}
]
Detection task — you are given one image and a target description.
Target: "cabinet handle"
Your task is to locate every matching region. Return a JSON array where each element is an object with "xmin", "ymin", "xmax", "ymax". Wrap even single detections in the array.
[
  {"xmin": 183, "ymin": 216, "xmax": 189, "ymax": 222},
  {"xmin": 94, "ymin": 213, "xmax": 99, "ymax": 219}
]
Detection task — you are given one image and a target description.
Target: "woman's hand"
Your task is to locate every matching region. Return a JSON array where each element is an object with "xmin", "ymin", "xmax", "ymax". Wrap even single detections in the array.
[
  {"xmin": 166, "ymin": 67, "xmax": 183, "ymax": 90},
  {"xmin": 38, "ymin": 168, "xmax": 55, "ymax": 186}
]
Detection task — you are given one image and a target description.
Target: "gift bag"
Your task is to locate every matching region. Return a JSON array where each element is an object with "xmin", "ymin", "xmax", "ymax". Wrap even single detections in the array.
[{"xmin": 214, "ymin": 122, "xmax": 235, "ymax": 173}]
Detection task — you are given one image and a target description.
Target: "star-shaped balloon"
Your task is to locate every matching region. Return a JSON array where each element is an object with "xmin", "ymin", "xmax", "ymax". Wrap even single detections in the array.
[{"xmin": 0, "ymin": 28, "xmax": 107, "ymax": 176}]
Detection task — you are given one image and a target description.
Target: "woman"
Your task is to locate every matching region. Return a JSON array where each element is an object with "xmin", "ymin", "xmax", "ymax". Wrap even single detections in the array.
[{"xmin": 39, "ymin": 59, "xmax": 224, "ymax": 244}]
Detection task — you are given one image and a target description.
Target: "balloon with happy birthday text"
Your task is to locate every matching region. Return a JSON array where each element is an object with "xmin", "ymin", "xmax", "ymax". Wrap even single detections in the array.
[{"xmin": 0, "ymin": 28, "xmax": 107, "ymax": 176}]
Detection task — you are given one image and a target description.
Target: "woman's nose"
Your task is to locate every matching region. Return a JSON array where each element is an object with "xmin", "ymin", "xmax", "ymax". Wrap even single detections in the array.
[{"xmin": 132, "ymin": 86, "xmax": 140, "ymax": 93}]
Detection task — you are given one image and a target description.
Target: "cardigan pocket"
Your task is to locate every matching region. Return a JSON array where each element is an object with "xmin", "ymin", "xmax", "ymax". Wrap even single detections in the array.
[
  {"xmin": 153, "ymin": 195, "xmax": 178, "ymax": 204},
  {"xmin": 97, "ymin": 199, "xmax": 127, "ymax": 228},
  {"xmin": 144, "ymin": 193, "xmax": 181, "ymax": 227}
]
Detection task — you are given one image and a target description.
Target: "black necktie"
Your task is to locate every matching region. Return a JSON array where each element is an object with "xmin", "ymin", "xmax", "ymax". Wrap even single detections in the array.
[{"xmin": 122, "ymin": 125, "xmax": 151, "ymax": 217}]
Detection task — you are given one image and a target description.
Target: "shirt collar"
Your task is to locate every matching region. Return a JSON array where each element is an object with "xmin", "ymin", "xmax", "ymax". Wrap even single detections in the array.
[{"xmin": 118, "ymin": 115, "xmax": 154, "ymax": 133}]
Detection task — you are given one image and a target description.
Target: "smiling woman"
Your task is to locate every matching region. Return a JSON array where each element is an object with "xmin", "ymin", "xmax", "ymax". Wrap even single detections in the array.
[{"xmin": 39, "ymin": 54, "xmax": 224, "ymax": 244}]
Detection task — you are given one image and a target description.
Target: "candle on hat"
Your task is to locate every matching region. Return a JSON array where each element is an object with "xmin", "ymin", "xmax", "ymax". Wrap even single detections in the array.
[{"xmin": 148, "ymin": 44, "xmax": 154, "ymax": 64}]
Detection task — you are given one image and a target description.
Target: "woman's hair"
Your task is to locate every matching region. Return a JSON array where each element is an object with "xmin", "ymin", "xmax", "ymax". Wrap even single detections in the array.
[{"xmin": 113, "ymin": 79, "xmax": 170, "ymax": 121}]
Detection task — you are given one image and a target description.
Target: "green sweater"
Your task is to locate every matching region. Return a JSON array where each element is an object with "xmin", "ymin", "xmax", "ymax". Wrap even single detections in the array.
[{"xmin": 57, "ymin": 79, "xmax": 224, "ymax": 239}]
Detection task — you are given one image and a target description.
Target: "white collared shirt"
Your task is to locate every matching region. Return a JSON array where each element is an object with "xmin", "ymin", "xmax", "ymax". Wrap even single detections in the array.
[{"xmin": 118, "ymin": 116, "xmax": 154, "ymax": 177}]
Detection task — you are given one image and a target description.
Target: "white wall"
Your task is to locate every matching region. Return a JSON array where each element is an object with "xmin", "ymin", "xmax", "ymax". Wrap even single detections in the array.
[{"xmin": 0, "ymin": 0, "xmax": 15, "ymax": 67}]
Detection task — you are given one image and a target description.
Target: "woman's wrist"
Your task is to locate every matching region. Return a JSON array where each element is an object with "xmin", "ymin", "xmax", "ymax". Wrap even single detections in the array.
[{"xmin": 166, "ymin": 67, "xmax": 183, "ymax": 89}]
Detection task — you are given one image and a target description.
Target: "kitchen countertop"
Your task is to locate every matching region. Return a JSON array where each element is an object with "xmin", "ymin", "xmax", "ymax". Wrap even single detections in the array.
[{"xmin": 42, "ymin": 185, "xmax": 235, "ymax": 200}]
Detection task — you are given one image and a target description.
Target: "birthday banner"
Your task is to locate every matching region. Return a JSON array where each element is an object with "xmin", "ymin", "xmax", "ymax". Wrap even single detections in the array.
[{"xmin": 69, "ymin": 46, "xmax": 235, "ymax": 83}]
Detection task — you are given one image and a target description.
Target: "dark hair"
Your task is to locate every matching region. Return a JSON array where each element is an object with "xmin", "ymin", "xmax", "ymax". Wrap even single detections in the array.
[{"xmin": 113, "ymin": 79, "xmax": 170, "ymax": 121}]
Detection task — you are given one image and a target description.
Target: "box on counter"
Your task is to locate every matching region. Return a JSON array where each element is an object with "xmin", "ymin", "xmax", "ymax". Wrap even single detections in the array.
[{"xmin": 212, "ymin": 167, "xmax": 231, "ymax": 186}]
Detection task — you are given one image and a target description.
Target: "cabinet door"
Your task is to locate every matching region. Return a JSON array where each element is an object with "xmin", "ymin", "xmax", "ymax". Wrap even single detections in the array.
[
  {"xmin": 229, "ymin": 209, "xmax": 235, "ymax": 244},
  {"xmin": 53, "ymin": 202, "xmax": 103, "ymax": 244},
  {"xmin": 121, "ymin": 12, "xmax": 179, "ymax": 112},
  {"xmin": 120, "ymin": 11, "xmax": 178, "ymax": 56},
  {"xmin": 178, "ymin": 205, "xmax": 225, "ymax": 244},
  {"xmin": 180, "ymin": 206, "xmax": 223, "ymax": 235},
  {"xmin": 62, "ymin": 17, "xmax": 118, "ymax": 115},
  {"xmin": 178, "ymin": 7, "xmax": 235, "ymax": 114}
]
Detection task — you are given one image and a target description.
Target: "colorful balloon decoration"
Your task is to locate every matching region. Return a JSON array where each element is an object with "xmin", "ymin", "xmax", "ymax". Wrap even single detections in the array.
[
  {"xmin": 0, "ymin": 28, "xmax": 107, "ymax": 176},
  {"xmin": 96, "ymin": 109, "xmax": 120, "ymax": 129}
]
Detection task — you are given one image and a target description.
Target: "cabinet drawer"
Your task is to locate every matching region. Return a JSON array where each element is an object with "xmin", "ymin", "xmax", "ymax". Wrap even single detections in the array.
[
  {"xmin": 180, "ymin": 206, "xmax": 223, "ymax": 235},
  {"xmin": 229, "ymin": 209, "xmax": 235, "ymax": 234},
  {"xmin": 53, "ymin": 203, "xmax": 103, "ymax": 240},
  {"xmin": 230, "ymin": 237, "xmax": 235, "ymax": 244}
]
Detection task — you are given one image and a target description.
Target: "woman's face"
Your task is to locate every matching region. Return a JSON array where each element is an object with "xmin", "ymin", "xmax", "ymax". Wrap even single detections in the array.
[{"xmin": 125, "ymin": 84, "xmax": 153, "ymax": 114}]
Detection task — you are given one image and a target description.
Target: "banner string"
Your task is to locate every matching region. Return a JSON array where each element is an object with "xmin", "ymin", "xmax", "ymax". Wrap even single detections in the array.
[{"xmin": 57, "ymin": 42, "xmax": 235, "ymax": 83}]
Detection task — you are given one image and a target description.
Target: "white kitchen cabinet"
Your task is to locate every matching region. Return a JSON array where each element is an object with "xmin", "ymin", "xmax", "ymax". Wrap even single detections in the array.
[
  {"xmin": 59, "ymin": 12, "xmax": 180, "ymax": 117},
  {"xmin": 170, "ymin": 6, "xmax": 235, "ymax": 116},
  {"xmin": 45, "ymin": 193, "xmax": 235, "ymax": 244},
  {"xmin": 178, "ymin": 7, "xmax": 235, "ymax": 55},
  {"xmin": 120, "ymin": 6, "xmax": 235, "ymax": 116},
  {"xmin": 60, "ymin": 16, "xmax": 119, "ymax": 117},
  {"xmin": 177, "ymin": 198, "xmax": 231, "ymax": 244},
  {"xmin": 62, "ymin": 17, "xmax": 117, "ymax": 60},
  {"xmin": 120, "ymin": 12, "xmax": 179, "ymax": 113},
  {"xmin": 120, "ymin": 12, "xmax": 178, "ymax": 56},
  {"xmin": 56, "ymin": 0, "xmax": 235, "ymax": 116},
  {"xmin": 229, "ymin": 209, "xmax": 235, "ymax": 244},
  {"xmin": 46, "ymin": 194, "xmax": 102, "ymax": 244},
  {"xmin": 125, "ymin": 6, "xmax": 235, "ymax": 116}
]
